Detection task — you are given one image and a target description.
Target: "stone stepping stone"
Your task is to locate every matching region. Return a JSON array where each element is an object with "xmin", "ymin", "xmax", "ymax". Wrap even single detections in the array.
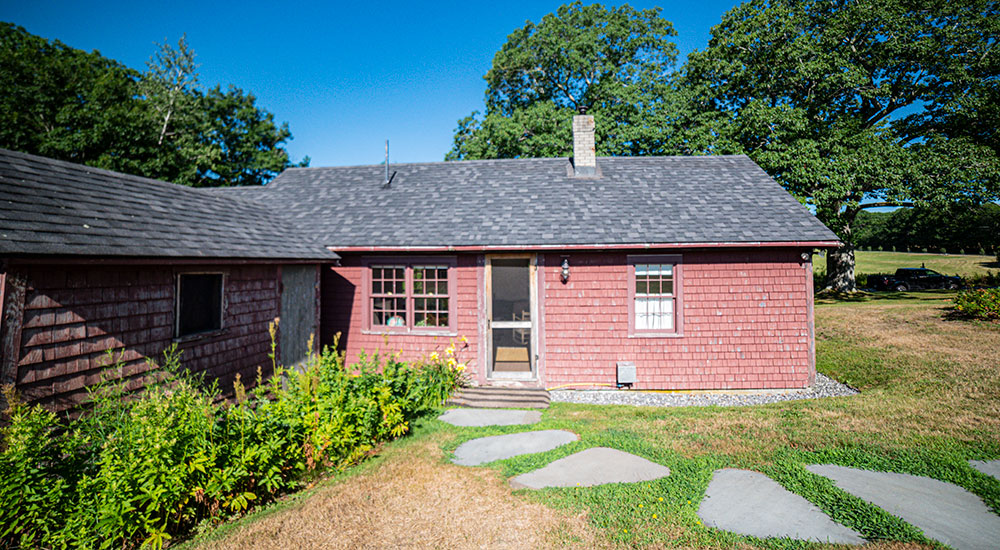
[
  {"xmin": 509, "ymin": 447, "xmax": 670, "ymax": 489},
  {"xmin": 969, "ymin": 459, "xmax": 1000, "ymax": 482},
  {"xmin": 437, "ymin": 408, "xmax": 541, "ymax": 427},
  {"xmin": 807, "ymin": 464, "xmax": 1000, "ymax": 550},
  {"xmin": 698, "ymin": 469, "xmax": 864, "ymax": 544},
  {"xmin": 452, "ymin": 430, "xmax": 578, "ymax": 466}
]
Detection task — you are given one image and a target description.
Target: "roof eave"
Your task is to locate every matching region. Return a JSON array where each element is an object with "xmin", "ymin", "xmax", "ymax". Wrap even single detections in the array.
[{"xmin": 328, "ymin": 240, "xmax": 841, "ymax": 253}]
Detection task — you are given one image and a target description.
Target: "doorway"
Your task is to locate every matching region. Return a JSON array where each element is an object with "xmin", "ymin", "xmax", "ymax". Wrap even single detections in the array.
[{"xmin": 487, "ymin": 255, "xmax": 537, "ymax": 379}]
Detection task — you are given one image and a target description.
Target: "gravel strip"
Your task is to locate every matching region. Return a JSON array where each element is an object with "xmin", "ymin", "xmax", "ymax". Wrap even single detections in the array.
[{"xmin": 549, "ymin": 373, "xmax": 857, "ymax": 408}]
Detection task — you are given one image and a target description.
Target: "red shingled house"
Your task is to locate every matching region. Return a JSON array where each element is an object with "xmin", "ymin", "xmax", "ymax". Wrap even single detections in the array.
[
  {"xmin": 1, "ymin": 115, "xmax": 838, "ymax": 409},
  {"xmin": 212, "ymin": 115, "xmax": 839, "ymax": 391}
]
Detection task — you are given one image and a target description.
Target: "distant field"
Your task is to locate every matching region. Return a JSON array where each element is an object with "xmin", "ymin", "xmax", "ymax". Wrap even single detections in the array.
[{"xmin": 814, "ymin": 250, "xmax": 999, "ymax": 277}]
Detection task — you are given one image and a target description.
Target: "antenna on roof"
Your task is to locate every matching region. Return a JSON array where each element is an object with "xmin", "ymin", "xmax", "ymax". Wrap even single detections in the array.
[{"xmin": 383, "ymin": 139, "xmax": 396, "ymax": 188}]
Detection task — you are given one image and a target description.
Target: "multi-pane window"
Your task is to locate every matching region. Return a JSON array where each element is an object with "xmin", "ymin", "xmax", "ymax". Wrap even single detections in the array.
[
  {"xmin": 371, "ymin": 266, "xmax": 406, "ymax": 327},
  {"xmin": 634, "ymin": 263, "xmax": 675, "ymax": 332},
  {"xmin": 366, "ymin": 260, "xmax": 455, "ymax": 332},
  {"xmin": 413, "ymin": 266, "xmax": 449, "ymax": 327}
]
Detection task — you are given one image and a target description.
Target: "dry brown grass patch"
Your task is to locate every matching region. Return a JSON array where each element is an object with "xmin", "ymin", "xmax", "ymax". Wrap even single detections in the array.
[
  {"xmin": 817, "ymin": 300, "xmax": 1000, "ymax": 439},
  {"xmin": 820, "ymin": 302, "xmax": 1000, "ymax": 373},
  {"xmin": 194, "ymin": 438, "xmax": 611, "ymax": 550}
]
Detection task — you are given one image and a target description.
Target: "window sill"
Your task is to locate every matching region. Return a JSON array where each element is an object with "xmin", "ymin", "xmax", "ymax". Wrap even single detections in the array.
[
  {"xmin": 628, "ymin": 332, "xmax": 684, "ymax": 339},
  {"xmin": 173, "ymin": 327, "xmax": 228, "ymax": 344},
  {"xmin": 488, "ymin": 371, "xmax": 536, "ymax": 381},
  {"xmin": 361, "ymin": 328, "xmax": 458, "ymax": 337}
]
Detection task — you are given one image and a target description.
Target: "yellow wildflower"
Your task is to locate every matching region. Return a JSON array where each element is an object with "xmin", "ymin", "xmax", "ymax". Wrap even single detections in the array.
[
  {"xmin": 456, "ymin": 363, "xmax": 465, "ymax": 372},
  {"xmin": 658, "ymin": 497, "xmax": 663, "ymax": 502},
  {"xmin": 459, "ymin": 335, "xmax": 468, "ymax": 344},
  {"xmin": 447, "ymin": 357, "xmax": 457, "ymax": 367},
  {"xmin": 445, "ymin": 345, "xmax": 456, "ymax": 355},
  {"xmin": 430, "ymin": 352, "xmax": 439, "ymax": 361},
  {"xmin": 652, "ymin": 514, "xmax": 657, "ymax": 519}
]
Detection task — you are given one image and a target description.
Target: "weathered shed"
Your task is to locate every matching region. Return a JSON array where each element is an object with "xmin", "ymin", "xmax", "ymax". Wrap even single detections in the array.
[{"xmin": 0, "ymin": 149, "xmax": 337, "ymax": 410}]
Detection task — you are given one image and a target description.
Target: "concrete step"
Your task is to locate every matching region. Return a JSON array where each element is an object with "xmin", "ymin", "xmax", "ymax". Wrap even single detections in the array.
[{"xmin": 446, "ymin": 387, "xmax": 550, "ymax": 409}]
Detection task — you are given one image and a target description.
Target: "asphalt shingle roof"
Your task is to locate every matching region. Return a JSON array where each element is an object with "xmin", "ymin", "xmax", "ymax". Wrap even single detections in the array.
[
  {"xmin": 221, "ymin": 155, "xmax": 837, "ymax": 249},
  {"xmin": 0, "ymin": 148, "xmax": 337, "ymax": 260}
]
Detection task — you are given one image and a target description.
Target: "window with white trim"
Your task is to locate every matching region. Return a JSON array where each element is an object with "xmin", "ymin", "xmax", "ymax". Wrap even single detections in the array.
[
  {"xmin": 370, "ymin": 266, "xmax": 407, "ymax": 327},
  {"xmin": 413, "ymin": 266, "xmax": 449, "ymax": 328},
  {"xmin": 628, "ymin": 255, "xmax": 681, "ymax": 336},
  {"xmin": 363, "ymin": 258, "xmax": 457, "ymax": 333},
  {"xmin": 634, "ymin": 264, "xmax": 675, "ymax": 330}
]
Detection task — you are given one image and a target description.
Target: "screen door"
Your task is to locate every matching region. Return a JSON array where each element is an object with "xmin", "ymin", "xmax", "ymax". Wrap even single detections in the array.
[{"xmin": 489, "ymin": 257, "xmax": 533, "ymax": 375}]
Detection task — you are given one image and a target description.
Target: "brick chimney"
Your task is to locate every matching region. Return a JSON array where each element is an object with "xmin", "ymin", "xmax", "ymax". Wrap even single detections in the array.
[{"xmin": 572, "ymin": 114, "xmax": 596, "ymax": 176}]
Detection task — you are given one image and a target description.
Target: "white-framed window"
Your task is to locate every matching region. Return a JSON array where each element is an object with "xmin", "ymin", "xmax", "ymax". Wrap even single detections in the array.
[
  {"xmin": 628, "ymin": 255, "xmax": 682, "ymax": 336},
  {"xmin": 634, "ymin": 263, "xmax": 675, "ymax": 330},
  {"xmin": 362, "ymin": 257, "xmax": 457, "ymax": 334}
]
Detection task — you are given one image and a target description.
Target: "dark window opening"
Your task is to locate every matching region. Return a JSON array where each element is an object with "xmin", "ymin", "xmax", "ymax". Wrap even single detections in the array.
[{"xmin": 177, "ymin": 273, "xmax": 223, "ymax": 337}]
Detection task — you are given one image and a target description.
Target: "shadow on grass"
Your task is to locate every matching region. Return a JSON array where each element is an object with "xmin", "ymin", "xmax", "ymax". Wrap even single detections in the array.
[{"xmin": 815, "ymin": 288, "xmax": 957, "ymax": 304}]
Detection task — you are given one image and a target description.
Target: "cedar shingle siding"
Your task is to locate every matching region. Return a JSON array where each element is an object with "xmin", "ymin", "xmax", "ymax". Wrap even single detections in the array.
[{"xmin": 2, "ymin": 146, "xmax": 838, "ymax": 405}]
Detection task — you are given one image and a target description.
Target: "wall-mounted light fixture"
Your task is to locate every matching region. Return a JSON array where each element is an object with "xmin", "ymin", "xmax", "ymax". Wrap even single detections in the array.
[
  {"xmin": 800, "ymin": 251, "xmax": 812, "ymax": 262},
  {"xmin": 560, "ymin": 257, "xmax": 570, "ymax": 283}
]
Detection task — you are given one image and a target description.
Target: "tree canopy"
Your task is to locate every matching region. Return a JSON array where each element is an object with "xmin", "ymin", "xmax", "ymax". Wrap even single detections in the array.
[
  {"xmin": 450, "ymin": 1, "xmax": 999, "ymax": 291},
  {"xmin": 678, "ymin": 0, "xmax": 1000, "ymax": 289},
  {"xmin": 0, "ymin": 23, "xmax": 302, "ymax": 186},
  {"xmin": 446, "ymin": 2, "xmax": 683, "ymax": 160},
  {"xmin": 854, "ymin": 203, "xmax": 1000, "ymax": 255}
]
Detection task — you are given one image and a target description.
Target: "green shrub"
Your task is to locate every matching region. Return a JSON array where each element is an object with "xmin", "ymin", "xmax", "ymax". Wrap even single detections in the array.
[
  {"xmin": 855, "ymin": 273, "xmax": 869, "ymax": 288},
  {"xmin": 962, "ymin": 271, "xmax": 1000, "ymax": 289},
  {"xmin": 0, "ymin": 388, "xmax": 71, "ymax": 548},
  {"xmin": 0, "ymin": 333, "xmax": 463, "ymax": 549},
  {"xmin": 954, "ymin": 288, "xmax": 1000, "ymax": 320}
]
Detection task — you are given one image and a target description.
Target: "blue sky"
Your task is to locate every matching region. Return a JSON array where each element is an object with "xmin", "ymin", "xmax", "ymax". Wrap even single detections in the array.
[{"xmin": 3, "ymin": 0, "xmax": 741, "ymax": 168}]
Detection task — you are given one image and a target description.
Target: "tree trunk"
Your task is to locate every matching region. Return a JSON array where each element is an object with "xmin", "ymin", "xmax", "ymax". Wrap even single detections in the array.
[{"xmin": 826, "ymin": 244, "xmax": 856, "ymax": 292}]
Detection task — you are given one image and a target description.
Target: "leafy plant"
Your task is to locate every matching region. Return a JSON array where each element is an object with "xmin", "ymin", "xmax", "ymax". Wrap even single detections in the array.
[
  {"xmin": 0, "ymin": 332, "xmax": 462, "ymax": 548},
  {"xmin": 954, "ymin": 288, "xmax": 1000, "ymax": 320}
]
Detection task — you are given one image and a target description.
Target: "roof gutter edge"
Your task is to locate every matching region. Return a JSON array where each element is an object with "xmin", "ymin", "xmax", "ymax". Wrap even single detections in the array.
[{"xmin": 327, "ymin": 240, "xmax": 842, "ymax": 253}]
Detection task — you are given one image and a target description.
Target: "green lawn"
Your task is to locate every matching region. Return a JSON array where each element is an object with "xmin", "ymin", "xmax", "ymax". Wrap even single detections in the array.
[
  {"xmin": 189, "ymin": 293, "xmax": 1000, "ymax": 549},
  {"xmin": 815, "ymin": 250, "xmax": 999, "ymax": 278}
]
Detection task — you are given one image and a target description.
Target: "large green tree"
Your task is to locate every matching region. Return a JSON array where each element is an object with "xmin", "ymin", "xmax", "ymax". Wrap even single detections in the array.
[
  {"xmin": 196, "ymin": 85, "xmax": 295, "ymax": 187},
  {"xmin": 679, "ymin": 0, "xmax": 1000, "ymax": 290},
  {"xmin": 0, "ymin": 23, "xmax": 302, "ymax": 186},
  {"xmin": 446, "ymin": 2, "xmax": 683, "ymax": 160},
  {"xmin": 0, "ymin": 22, "xmax": 158, "ymax": 175},
  {"xmin": 854, "ymin": 203, "xmax": 1000, "ymax": 254}
]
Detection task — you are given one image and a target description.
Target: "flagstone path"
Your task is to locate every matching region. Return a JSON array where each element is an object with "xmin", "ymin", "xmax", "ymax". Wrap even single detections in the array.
[
  {"xmin": 509, "ymin": 447, "xmax": 671, "ymax": 489},
  {"xmin": 451, "ymin": 430, "xmax": 578, "ymax": 466},
  {"xmin": 698, "ymin": 469, "xmax": 864, "ymax": 544},
  {"xmin": 437, "ymin": 408, "xmax": 541, "ymax": 427},
  {"xmin": 807, "ymin": 464, "xmax": 1000, "ymax": 550},
  {"xmin": 969, "ymin": 459, "xmax": 1000, "ymax": 481},
  {"xmin": 437, "ymin": 409, "xmax": 1000, "ymax": 547}
]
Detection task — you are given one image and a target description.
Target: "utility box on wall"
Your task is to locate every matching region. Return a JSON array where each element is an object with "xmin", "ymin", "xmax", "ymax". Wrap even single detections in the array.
[{"xmin": 616, "ymin": 361, "xmax": 637, "ymax": 388}]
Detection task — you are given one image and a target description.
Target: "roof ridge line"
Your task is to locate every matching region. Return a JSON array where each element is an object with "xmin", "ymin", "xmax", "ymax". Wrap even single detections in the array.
[{"xmin": 283, "ymin": 154, "xmax": 753, "ymax": 171}]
